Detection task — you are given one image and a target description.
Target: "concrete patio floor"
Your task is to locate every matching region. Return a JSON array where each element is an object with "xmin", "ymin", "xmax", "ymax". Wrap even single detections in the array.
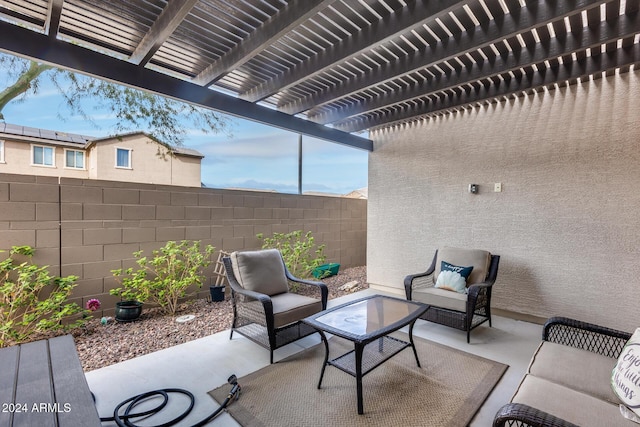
[{"xmin": 86, "ymin": 289, "xmax": 542, "ymax": 426}]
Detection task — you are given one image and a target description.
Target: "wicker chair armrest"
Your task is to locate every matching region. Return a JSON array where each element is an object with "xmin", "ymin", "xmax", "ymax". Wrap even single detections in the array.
[
  {"xmin": 543, "ymin": 316, "xmax": 631, "ymax": 358},
  {"xmin": 467, "ymin": 280, "xmax": 493, "ymax": 292},
  {"xmin": 232, "ymin": 287, "xmax": 274, "ymax": 322},
  {"xmin": 404, "ymin": 253, "xmax": 438, "ymax": 299},
  {"xmin": 231, "ymin": 286, "xmax": 271, "ymax": 303},
  {"xmin": 493, "ymin": 403, "xmax": 579, "ymax": 427},
  {"xmin": 404, "ymin": 269, "xmax": 434, "ymax": 285},
  {"xmin": 466, "ymin": 281, "xmax": 490, "ymax": 306},
  {"xmin": 404, "ymin": 271, "xmax": 435, "ymax": 299},
  {"xmin": 404, "ymin": 251, "xmax": 438, "ymax": 301}
]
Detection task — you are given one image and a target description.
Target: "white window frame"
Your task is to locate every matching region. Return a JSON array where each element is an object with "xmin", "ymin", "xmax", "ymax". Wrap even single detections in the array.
[
  {"xmin": 64, "ymin": 148, "xmax": 85, "ymax": 169},
  {"xmin": 31, "ymin": 144, "xmax": 55, "ymax": 167},
  {"xmin": 0, "ymin": 140, "xmax": 4, "ymax": 163},
  {"xmin": 115, "ymin": 147, "xmax": 132, "ymax": 169}
]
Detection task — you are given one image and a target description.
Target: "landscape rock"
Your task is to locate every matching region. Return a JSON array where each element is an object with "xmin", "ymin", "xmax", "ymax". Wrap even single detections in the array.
[{"xmin": 70, "ymin": 266, "xmax": 367, "ymax": 372}]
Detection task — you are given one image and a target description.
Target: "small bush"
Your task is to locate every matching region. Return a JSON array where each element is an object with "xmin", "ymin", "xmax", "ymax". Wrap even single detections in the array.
[
  {"xmin": 111, "ymin": 240, "xmax": 215, "ymax": 315},
  {"xmin": 256, "ymin": 230, "xmax": 327, "ymax": 285},
  {"xmin": 0, "ymin": 246, "xmax": 85, "ymax": 348}
]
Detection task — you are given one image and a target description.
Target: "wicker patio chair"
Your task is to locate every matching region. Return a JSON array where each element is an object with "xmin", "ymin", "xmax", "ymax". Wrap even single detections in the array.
[
  {"xmin": 223, "ymin": 249, "xmax": 328, "ymax": 364},
  {"xmin": 404, "ymin": 247, "xmax": 500, "ymax": 343}
]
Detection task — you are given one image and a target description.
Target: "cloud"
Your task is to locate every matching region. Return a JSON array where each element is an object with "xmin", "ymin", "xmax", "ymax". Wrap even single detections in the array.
[{"xmin": 193, "ymin": 135, "xmax": 299, "ymax": 160}]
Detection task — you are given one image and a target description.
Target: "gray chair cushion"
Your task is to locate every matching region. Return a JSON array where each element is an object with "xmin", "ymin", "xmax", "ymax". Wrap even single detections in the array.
[
  {"xmin": 271, "ymin": 293, "xmax": 323, "ymax": 328},
  {"xmin": 527, "ymin": 341, "xmax": 619, "ymax": 404},
  {"xmin": 434, "ymin": 247, "xmax": 491, "ymax": 286},
  {"xmin": 230, "ymin": 249, "xmax": 289, "ymax": 296},
  {"xmin": 411, "ymin": 287, "xmax": 467, "ymax": 312},
  {"xmin": 512, "ymin": 374, "xmax": 637, "ymax": 427}
]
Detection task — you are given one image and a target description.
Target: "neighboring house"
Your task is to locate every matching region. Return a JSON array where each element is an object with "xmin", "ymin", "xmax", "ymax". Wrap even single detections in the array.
[
  {"xmin": 0, "ymin": 123, "xmax": 204, "ymax": 187},
  {"xmin": 343, "ymin": 187, "xmax": 367, "ymax": 199}
]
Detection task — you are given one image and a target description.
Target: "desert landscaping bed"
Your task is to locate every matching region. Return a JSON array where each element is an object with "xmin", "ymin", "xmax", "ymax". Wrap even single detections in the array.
[{"xmin": 73, "ymin": 266, "xmax": 367, "ymax": 372}]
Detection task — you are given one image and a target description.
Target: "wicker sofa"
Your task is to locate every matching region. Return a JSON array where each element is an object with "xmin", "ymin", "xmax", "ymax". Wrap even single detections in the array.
[{"xmin": 493, "ymin": 317, "xmax": 634, "ymax": 427}]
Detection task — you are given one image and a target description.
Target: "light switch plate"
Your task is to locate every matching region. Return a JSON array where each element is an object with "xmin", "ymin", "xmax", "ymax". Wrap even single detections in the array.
[{"xmin": 494, "ymin": 183, "xmax": 502, "ymax": 192}]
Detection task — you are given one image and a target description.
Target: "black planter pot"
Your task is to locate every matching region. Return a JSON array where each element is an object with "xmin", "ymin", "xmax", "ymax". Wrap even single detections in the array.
[
  {"xmin": 209, "ymin": 285, "xmax": 225, "ymax": 302},
  {"xmin": 114, "ymin": 301, "xmax": 143, "ymax": 322}
]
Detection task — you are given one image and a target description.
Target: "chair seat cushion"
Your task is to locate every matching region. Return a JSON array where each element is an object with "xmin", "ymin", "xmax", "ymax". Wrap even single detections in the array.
[
  {"xmin": 230, "ymin": 249, "xmax": 289, "ymax": 296},
  {"xmin": 528, "ymin": 341, "xmax": 619, "ymax": 404},
  {"xmin": 512, "ymin": 374, "xmax": 637, "ymax": 427},
  {"xmin": 411, "ymin": 286, "xmax": 467, "ymax": 312},
  {"xmin": 271, "ymin": 293, "xmax": 323, "ymax": 328}
]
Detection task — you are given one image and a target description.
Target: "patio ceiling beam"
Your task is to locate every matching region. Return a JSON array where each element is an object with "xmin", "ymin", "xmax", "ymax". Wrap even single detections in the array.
[
  {"xmin": 193, "ymin": 0, "xmax": 335, "ymax": 87},
  {"xmin": 0, "ymin": 21, "xmax": 372, "ymax": 151},
  {"xmin": 314, "ymin": 10, "xmax": 640, "ymax": 125},
  {"xmin": 45, "ymin": 0, "xmax": 64, "ymax": 39},
  {"xmin": 336, "ymin": 41, "xmax": 640, "ymax": 133},
  {"xmin": 128, "ymin": 0, "xmax": 199, "ymax": 66},
  {"xmin": 297, "ymin": 0, "xmax": 615, "ymax": 120},
  {"xmin": 239, "ymin": 0, "xmax": 469, "ymax": 103}
]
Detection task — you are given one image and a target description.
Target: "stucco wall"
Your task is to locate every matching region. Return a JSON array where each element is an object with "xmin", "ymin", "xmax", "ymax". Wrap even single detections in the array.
[
  {"xmin": 0, "ymin": 140, "xmax": 88, "ymax": 179},
  {"xmin": 0, "ymin": 173, "xmax": 366, "ymax": 317},
  {"xmin": 368, "ymin": 69, "xmax": 640, "ymax": 331},
  {"xmin": 170, "ymin": 155, "xmax": 201, "ymax": 187},
  {"xmin": 90, "ymin": 134, "xmax": 201, "ymax": 187},
  {"xmin": 0, "ymin": 135, "xmax": 201, "ymax": 187}
]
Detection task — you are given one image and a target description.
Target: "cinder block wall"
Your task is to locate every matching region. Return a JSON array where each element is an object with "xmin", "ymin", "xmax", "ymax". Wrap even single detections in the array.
[
  {"xmin": 368, "ymin": 69, "xmax": 640, "ymax": 331},
  {"xmin": 0, "ymin": 173, "xmax": 366, "ymax": 317}
]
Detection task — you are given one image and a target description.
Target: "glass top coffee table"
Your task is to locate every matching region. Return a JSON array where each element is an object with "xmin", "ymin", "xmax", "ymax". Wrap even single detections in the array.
[{"xmin": 302, "ymin": 294, "xmax": 428, "ymax": 414}]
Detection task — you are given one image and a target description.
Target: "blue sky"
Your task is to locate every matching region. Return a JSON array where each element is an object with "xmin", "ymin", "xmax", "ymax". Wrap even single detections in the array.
[{"xmin": 0, "ymin": 61, "xmax": 368, "ymax": 195}]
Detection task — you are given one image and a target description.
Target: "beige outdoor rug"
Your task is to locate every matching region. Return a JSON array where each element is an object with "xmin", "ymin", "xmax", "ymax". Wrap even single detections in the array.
[{"xmin": 209, "ymin": 334, "xmax": 507, "ymax": 427}]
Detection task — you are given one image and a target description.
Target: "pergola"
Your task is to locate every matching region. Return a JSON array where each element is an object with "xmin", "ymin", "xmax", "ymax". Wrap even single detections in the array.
[{"xmin": 1, "ymin": 0, "xmax": 638, "ymax": 151}]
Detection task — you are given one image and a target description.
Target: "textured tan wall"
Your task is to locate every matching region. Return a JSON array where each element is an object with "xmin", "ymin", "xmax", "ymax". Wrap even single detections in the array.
[
  {"xmin": 0, "ymin": 136, "xmax": 200, "ymax": 187},
  {"xmin": 91, "ymin": 135, "xmax": 201, "ymax": 187},
  {"xmin": 170, "ymin": 155, "xmax": 201, "ymax": 187},
  {"xmin": 0, "ymin": 140, "xmax": 88, "ymax": 179},
  {"xmin": 368, "ymin": 69, "xmax": 640, "ymax": 331},
  {"xmin": 0, "ymin": 173, "xmax": 366, "ymax": 317}
]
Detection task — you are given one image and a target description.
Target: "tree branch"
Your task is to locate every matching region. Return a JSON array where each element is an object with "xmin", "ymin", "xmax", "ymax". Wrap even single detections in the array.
[{"xmin": 0, "ymin": 61, "xmax": 51, "ymax": 119}]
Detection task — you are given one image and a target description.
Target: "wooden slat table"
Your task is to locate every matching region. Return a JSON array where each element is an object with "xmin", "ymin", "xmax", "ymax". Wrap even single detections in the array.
[{"xmin": 0, "ymin": 335, "xmax": 101, "ymax": 426}]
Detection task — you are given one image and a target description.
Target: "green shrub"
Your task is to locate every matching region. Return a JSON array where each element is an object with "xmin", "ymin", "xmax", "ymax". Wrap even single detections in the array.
[
  {"xmin": 256, "ymin": 230, "xmax": 327, "ymax": 285},
  {"xmin": 0, "ymin": 246, "xmax": 85, "ymax": 348},
  {"xmin": 111, "ymin": 240, "xmax": 214, "ymax": 315}
]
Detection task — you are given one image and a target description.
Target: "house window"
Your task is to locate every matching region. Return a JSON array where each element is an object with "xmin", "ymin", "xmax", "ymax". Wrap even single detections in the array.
[
  {"xmin": 0, "ymin": 140, "xmax": 4, "ymax": 163},
  {"xmin": 32, "ymin": 145, "xmax": 55, "ymax": 166},
  {"xmin": 116, "ymin": 148, "xmax": 131, "ymax": 169},
  {"xmin": 65, "ymin": 149, "xmax": 85, "ymax": 169}
]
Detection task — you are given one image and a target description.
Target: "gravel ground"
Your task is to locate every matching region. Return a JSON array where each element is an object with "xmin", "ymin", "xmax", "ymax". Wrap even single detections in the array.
[{"xmin": 73, "ymin": 266, "xmax": 367, "ymax": 372}]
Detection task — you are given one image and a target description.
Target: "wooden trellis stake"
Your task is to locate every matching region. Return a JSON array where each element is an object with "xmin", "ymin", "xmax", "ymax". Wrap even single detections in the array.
[{"xmin": 213, "ymin": 250, "xmax": 230, "ymax": 286}]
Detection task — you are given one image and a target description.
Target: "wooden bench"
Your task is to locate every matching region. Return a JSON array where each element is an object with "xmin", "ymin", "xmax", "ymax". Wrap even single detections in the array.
[{"xmin": 0, "ymin": 334, "xmax": 101, "ymax": 426}]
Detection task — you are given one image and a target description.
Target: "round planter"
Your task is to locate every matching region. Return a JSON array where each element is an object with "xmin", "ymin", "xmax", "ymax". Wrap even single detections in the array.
[{"xmin": 114, "ymin": 301, "xmax": 143, "ymax": 322}]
